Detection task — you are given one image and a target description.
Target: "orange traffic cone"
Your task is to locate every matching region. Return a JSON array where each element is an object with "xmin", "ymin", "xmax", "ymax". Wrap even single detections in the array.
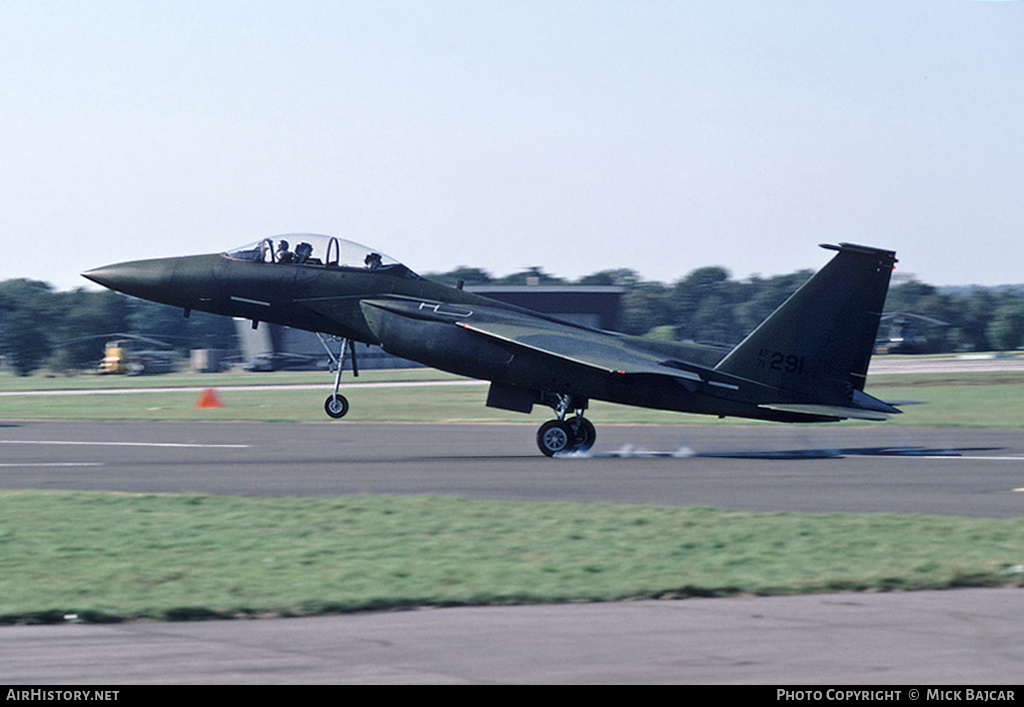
[{"xmin": 195, "ymin": 388, "xmax": 223, "ymax": 409}]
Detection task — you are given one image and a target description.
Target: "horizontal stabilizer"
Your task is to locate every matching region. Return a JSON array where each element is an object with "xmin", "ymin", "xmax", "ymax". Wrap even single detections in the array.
[
  {"xmin": 850, "ymin": 388, "xmax": 902, "ymax": 414},
  {"xmin": 758, "ymin": 403, "xmax": 891, "ymax": 421},
  {"xmin": 760, "ymin": 388, "xmax": 903, "ymax": 421}
]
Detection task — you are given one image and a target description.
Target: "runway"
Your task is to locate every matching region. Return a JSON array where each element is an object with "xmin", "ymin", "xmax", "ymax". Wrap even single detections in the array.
[
  {"xmin": 2, "ymin": 420, "xmax": 1023, "ymax": 516},
  {"xmin": 2, "ymin": 420, "xmax": 1023, "ymax": 684}
]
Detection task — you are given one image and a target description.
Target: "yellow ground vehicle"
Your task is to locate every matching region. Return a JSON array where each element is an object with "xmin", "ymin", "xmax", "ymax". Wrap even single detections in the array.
[{"xmin": 99, "ymin": 338, "xmax": 173, "ymax": 375}]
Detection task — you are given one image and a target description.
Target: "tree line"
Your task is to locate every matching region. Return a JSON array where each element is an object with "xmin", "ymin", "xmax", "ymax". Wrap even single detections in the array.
[
  {"xmin": 428, "ymin": 265, "xmax": 1024, "ymax": 354},
  {"xmin": 2, "ymin": 267, "xmax": 1023, "ymax": 377},
  {"xmin": 0, "ymin": 279, "xmax": 235, "ymax": 377}
]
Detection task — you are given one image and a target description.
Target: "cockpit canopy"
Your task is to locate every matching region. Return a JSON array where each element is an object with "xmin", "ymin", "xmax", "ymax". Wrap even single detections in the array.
[{"xmin": 224, "ymin": 234, "xmax": 416, "ymax": 277}]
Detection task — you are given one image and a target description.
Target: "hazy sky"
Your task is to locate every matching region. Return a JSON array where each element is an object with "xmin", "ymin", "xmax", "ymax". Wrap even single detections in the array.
[{"xmin": 3, "ymin": 1, "xmax": 1022, "ymax": 291}]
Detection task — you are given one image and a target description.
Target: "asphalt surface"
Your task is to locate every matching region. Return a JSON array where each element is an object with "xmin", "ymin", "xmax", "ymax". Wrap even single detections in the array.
[
  {"xmin": 2, "ymin": 420, "xmax": 1023, "ymax": 516},
  {"xmin": 2, "ymin": 419, "xmax": 1023, "ymax": 684},
  {"xmin": 4, "ymin": 589, "xmax": 1022, "ymax": 685}
]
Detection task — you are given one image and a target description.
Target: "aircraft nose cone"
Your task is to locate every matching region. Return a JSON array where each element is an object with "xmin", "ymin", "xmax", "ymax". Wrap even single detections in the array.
[
  {"xmin": 81, "ymin": 263, "xmax": 131, "ymax": 290},
  {"xmin": 83, "ymin": 254, "xmax": 224, "ymax": 309},
  {"xmin": 82, "ymin": 260, "xmax": 173, "ymax": 300}
]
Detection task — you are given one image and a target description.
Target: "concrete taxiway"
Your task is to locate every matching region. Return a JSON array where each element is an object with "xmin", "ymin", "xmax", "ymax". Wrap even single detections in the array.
[
  {"xmin": 2, "ymin": 419, "xmax": 1022, "ymax": 683},
  {"xmin": 4, "ymin": 589, "xmax": 1023, "ymax": 684}
]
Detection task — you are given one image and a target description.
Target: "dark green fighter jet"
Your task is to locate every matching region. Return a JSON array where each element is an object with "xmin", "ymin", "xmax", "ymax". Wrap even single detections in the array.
[{"xmin": 83, "ymin": 235, "xmax": 901, "ymax": 456}]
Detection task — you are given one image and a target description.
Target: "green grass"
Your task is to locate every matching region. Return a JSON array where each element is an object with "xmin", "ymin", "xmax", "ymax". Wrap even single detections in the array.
[
  {"xmin": 2, "ymin": 365, "xmax": 1021, "ymax": 624},
  {"xmin": 2, "ymin": 491, "xmax": 1022, "ymax": 624},
  {"xmin": 866, "ymin": 372, "xmax": 1024, "ymax": 428},
  {"xmin": 1, "ymin": 369, "xmax": 1021, "ymax": 426},
  {"xmin": 0, "ymin": 368, "xmax": 459, "ymax": 391}
]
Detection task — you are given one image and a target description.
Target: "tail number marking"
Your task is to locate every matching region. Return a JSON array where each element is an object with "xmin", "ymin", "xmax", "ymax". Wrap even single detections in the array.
[{"xmin": 758, "ymin": 349, "xmax": 805, "ymax": 375}]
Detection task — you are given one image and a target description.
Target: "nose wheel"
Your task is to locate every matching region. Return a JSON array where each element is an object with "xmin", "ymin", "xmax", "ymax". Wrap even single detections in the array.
[
  {"xmin": 325, "ymin": 394, "xmax": 349, "ymax": 419},
  {"xmin": 318, "ymin": 334, "xmax": 357, "ymax": 420}
]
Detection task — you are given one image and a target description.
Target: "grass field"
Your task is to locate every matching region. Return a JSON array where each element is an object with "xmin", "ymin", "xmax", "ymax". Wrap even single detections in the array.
[
  {"xmin": 2, "ymin": 367, "xmax": 1022, "ymax": 427},
  {"xmin": 2, "ymin": 492, "xmax": 1023, "ymax": 624},
  {"xmin": 1, "ymin": 362, "xmax": 1022, "ymax": 624}
]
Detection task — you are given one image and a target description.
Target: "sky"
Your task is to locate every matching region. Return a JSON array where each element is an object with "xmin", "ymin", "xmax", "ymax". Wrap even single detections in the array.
[{"xmin": 2, "ymin": 1, "xmax": 1022, "ymax": 291}]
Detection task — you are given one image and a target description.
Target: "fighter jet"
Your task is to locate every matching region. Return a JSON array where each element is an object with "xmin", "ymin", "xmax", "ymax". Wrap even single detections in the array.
[{"xmin": 83, "ymin": 236, "xmax": 900, "ymax": 456}]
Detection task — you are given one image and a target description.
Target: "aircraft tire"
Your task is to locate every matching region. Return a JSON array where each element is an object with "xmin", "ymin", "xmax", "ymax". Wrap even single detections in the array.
[
  {"xmin": 567, "ymin": 416, "xmax": 596, "ymax": 453},
  {"xmin": 537, "ymin": 419, "xmax": 574, "ymax": 457},
  {"xmin": 324, "ymin": 394, "xmax": 349, "ymax": 419}
]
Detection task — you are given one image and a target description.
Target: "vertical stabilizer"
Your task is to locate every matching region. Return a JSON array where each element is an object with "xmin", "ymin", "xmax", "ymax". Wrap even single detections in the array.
[{"xmin": 714, "ymin": 243, "xmax": 896, "ymax": 404}]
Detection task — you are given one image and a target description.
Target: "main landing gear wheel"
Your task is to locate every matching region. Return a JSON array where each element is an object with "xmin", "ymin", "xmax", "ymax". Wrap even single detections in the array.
[
  {"xmin": 537, "ymin": 420, "xmax": 574, "ymax": 457},
  {"xmin": 567, "ymin": 416, "xmax": 596, "ymax": 453},
  {"xmin": 324, "ymin": 394, "xmax": 349, "ymax": 419}
]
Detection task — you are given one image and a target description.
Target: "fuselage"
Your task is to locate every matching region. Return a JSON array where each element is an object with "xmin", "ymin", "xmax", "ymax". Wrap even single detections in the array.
[
  {"xmin": 82, "ymin": 245, "xmax": 744, "ymax": 416},
  {"xmin": 83, "ymin": 235, "xmax": 900, "ymax": 438}
]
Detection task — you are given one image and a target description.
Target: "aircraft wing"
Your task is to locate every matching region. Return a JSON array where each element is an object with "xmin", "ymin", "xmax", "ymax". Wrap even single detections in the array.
[
  {"xmin": 459, "ymin": 316, "xmax": 702, "ymax": 381},
  {"xmin": 358, "ymin": 297, "xmax": 705, "ymax": 384},
  {"xmin": 438, "ymin": 305, "xmax": 899, "ymax": 420},
  {"xmin": 353, "ymin": 296, "xmax": 900, "ymax": 421}
]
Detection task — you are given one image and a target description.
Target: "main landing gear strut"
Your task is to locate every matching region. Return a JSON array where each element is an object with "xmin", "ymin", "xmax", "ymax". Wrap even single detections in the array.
[
  {"xmin": 536, "ymin": 394, "xmax": 596, "ymax": 457},
  {"xmin": 319, "ymin": 335, "xmax": 358, "ymax": 419}
]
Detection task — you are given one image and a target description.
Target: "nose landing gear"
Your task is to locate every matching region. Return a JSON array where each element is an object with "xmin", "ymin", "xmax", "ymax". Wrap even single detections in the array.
[
  {"xmin": 325, "ymin": 393, "xmax": 349, "ymax": 419},
  {"xmin": 319, "ymin": 334, "xmax": 357, "ymax": 419}
]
